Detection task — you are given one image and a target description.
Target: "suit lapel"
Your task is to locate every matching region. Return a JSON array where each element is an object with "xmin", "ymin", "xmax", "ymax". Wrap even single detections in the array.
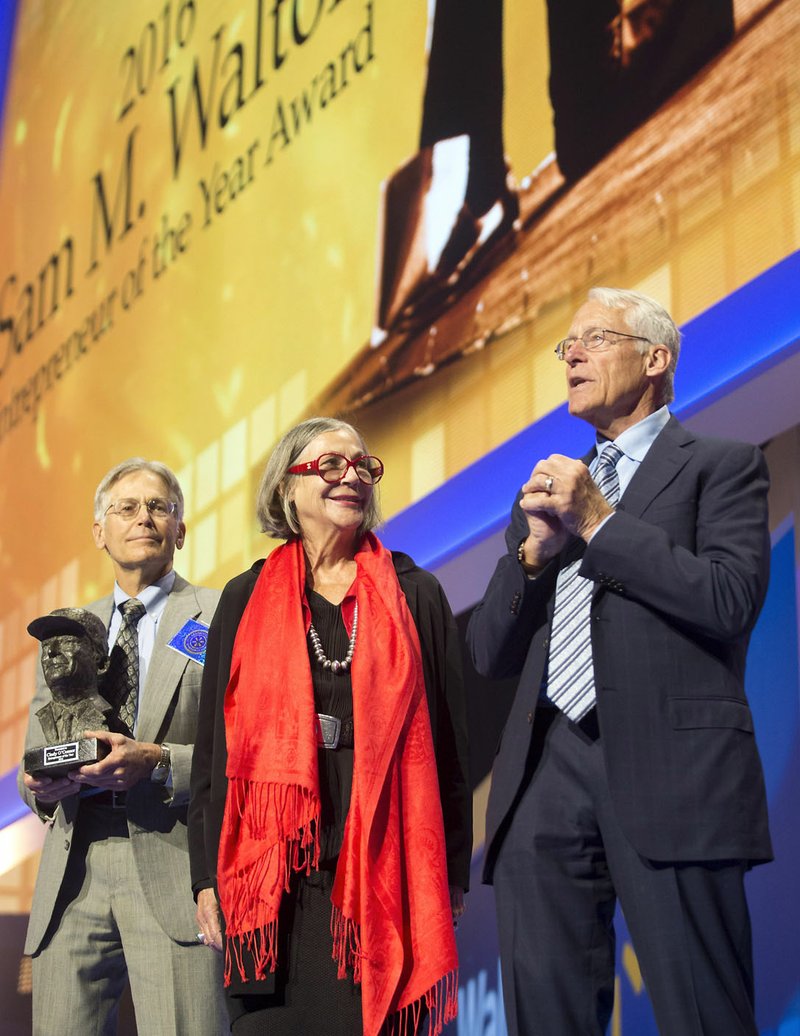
[
  {"xmin": 570, "ymin": 416, "xmax": 693, "ymax": 604},
  {"xmin": 86, "ymin": 594, "xmax": 116, "ymax": 629},
  {"xmin": 617, "ymin": 416, "xmax": 694, "ymax": 519},
  {"xmin": 135, "ymin": 574, "xmax": 200, "ymax": 744}
]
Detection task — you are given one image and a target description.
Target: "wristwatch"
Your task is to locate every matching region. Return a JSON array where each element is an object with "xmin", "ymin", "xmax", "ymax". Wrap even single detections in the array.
[
  {"xmin": 150, "ymin": 744, "xmax": 171, "ymax": 784},
  {"xmin": 517, "ymin": 539, "xmax": 539, "ymax": 574}
]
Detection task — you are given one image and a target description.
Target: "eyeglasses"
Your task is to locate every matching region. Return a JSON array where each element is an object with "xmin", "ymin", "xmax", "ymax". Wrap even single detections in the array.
[
  {"xmin": 104, "ymin": 497, "xmax": 178, "ymax": 520},
  {"xmin": 287, "ymin": 453, "xmax": 384, "ymax": 485},
  {"xmin": 554, "ymin": 327, "xmax": 651, "ymax": 361}
]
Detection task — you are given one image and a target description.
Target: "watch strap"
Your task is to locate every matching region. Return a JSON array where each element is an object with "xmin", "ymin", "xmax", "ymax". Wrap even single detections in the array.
[{"xmin": 150, "ymin": 744, "xmax": 171, "ymax": 784}]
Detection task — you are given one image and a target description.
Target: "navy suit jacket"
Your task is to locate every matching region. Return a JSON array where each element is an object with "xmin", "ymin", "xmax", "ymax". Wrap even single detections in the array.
[{"xmin": 468, "ymin": 416, "xmax": 773, "ymax": 880}]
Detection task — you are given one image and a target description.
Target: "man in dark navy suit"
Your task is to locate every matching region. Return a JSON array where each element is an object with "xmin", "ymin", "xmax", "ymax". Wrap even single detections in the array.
[{"xmin": 468, "ymin": 287, "xmax": 771, "ymax": 1036}]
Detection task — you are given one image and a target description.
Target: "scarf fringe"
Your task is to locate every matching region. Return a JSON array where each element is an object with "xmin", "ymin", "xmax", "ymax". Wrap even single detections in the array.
[
  {"xmin": 383, "ymin": 968, "xmax": 460, "ymax": 1036},
  {"xmin": 330, "ymin": 906, "xmax": 458, "ymax": 1036},
  {"xmin": 228, "ymin": 777, "xmax": 321, "ymax": 857},
  {"xmin": 224, "ymin": 919, "xmax": 279, "ymax": 985},
  {"xmin": 222, "ymin": 778, "xmax": 321, "ymax": 986},
  {"xmin": 330, "ymin": 904, "xmax": 364, "ymax": 983}
]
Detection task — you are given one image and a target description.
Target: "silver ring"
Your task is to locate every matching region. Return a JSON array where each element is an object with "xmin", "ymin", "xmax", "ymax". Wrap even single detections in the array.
[
  {"xmin": 196, "ymin": 932, "xmax": 206, "ymax": 944},
  {"xmin": 544, "ymin": 476, "xmax": 554, "ymax": 494}
]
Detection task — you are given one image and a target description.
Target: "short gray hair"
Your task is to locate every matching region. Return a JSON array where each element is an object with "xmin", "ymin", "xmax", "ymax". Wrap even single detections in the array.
[
  {"xmin": 256, "ymin": 417, "xmax": 382, "ymax": 540},
  {"xmin": 94, "ymin": 459, "xmax": 185, "ymax": 521},
  {"xmin": 588, "ymin": 287, "xmax": 682, "ymax": 403}
]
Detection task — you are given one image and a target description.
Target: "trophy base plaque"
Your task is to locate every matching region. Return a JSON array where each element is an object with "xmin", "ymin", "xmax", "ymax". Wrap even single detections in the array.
[{"xmin": 24, "ymin": 737, "xmax": 110, "ymax": 779}]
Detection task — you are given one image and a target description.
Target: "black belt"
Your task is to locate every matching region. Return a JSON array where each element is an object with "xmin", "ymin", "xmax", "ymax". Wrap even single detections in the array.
[
  {"xmin": 83, "ymin": 789, "xmax": 128, "ymax": 810},
  {"xmin": 316, "ymin": 714, "xmax": 354, "ymax": 750}
]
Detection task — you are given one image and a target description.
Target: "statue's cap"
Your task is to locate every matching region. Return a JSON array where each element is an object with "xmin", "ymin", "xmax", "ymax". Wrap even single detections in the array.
[{"xmin": 27, "ymin": 608, "xmax": 108, "ymax": 658}]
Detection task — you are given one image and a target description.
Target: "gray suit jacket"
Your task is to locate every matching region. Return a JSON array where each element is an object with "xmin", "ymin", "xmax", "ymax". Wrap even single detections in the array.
[{"xmin": 18, "ymin": 573, "xmax": 220, "ymax": 955}]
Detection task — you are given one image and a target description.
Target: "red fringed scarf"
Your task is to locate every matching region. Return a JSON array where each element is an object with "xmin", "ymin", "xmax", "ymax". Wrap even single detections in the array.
[{"xmin": 218, "ymin": 533, "xmax": 459, "ymax": 1036}]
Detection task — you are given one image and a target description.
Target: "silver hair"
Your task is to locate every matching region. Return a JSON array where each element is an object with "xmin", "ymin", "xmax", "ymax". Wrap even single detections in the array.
[
  {"xmin": 588, "ymin": 287, "xmax": 682, "ymax": 404},
  {"xmin": 93, "ymin": 458, "xmax": 185, "ymax": 521},
  {"xmin": 256, "ymin": 417, "xmax": 382, "ymax": 540}
]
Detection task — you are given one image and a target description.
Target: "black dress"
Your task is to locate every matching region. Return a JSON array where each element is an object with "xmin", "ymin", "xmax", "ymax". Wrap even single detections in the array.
[{"xmin": 230, "ymin": 591, "xmax": 363, "ymax": 1035}]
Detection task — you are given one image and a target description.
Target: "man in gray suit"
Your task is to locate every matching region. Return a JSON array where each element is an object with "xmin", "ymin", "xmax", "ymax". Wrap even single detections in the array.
[{"xmin": 19, "ymin": 458, "xmax": 228, "ymax": 1035}]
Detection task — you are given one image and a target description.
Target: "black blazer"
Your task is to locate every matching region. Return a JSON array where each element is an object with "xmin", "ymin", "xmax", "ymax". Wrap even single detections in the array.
[
  {"xmin": 188, "ymin": 550, "xmax": 472, "ymax": 896},
  {"xmin": 468, "ymin": 416, "xmax": 773, "ymax": 879}
]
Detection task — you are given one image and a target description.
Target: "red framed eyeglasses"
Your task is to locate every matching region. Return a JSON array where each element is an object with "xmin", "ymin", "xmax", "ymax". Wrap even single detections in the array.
[{"xmin": 287, "ymin": 453, "xmax": 384, "ymax": 485}]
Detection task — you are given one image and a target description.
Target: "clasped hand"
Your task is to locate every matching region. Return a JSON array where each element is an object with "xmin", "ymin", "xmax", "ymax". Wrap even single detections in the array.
[{"xmin": 518, "ymin": 454, "xmax": 614, "ymax": 570}]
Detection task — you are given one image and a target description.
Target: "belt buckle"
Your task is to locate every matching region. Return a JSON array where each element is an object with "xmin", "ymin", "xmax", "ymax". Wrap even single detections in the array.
[
  {"xmin": 316, "ymin": 713, "xmax": 341, "ymax": 750},
  {"xmin": 111, "ymin": 790, "xmax": 127, "ymax": 809}
]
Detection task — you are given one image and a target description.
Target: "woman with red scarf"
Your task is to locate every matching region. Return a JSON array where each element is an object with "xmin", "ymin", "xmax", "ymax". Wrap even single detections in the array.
[{"xmin": 188, "ymin": 417, "xmax": 471, "ymax": 1036}]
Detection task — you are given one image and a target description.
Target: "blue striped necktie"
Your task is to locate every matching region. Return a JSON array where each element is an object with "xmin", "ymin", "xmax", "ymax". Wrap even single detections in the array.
[{"xmin": 545, "ymin": 443, "xmax": 624, "ymax": 721}]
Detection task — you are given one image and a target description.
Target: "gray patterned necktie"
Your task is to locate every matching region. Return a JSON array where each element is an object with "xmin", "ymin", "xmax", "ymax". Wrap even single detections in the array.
[
  {"xmin": 106, "ymin": 599, "xmax": 146, "ymax": 736},
  {"xmin": 546, "ymin": 443, "xmax": 624, "ymax": 721}
]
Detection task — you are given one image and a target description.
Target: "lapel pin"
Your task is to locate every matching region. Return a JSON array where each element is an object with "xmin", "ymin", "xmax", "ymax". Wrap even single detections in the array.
[{"xmin": 167, "ymin": 619, "xmax": 210, "ymax": 666}]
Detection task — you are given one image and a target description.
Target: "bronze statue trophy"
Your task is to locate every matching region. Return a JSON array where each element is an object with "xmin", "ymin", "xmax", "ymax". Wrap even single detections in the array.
[{"xmin": 24, "ymin": 608, "xmax": 113, "ymax": 778}]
